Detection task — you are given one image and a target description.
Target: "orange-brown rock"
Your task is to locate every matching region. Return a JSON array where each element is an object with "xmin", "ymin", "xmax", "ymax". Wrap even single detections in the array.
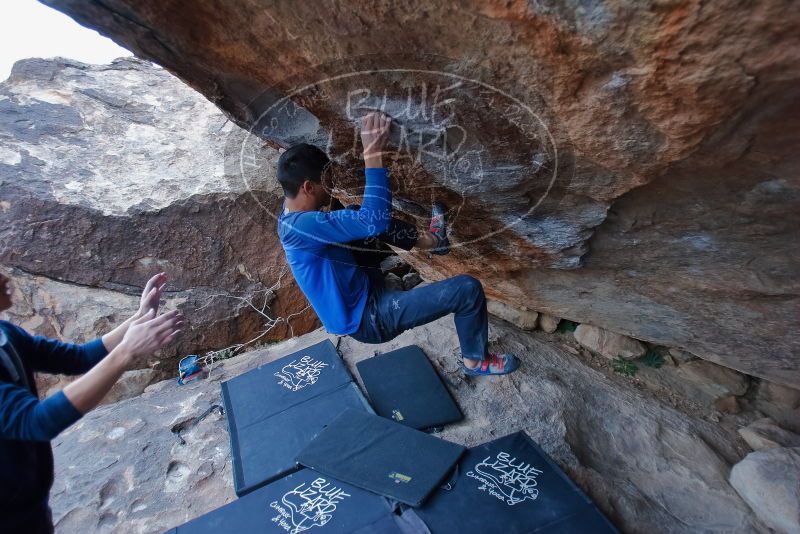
[{"xmin": 42, "ymin": 0, "xmax": 800, "ymax": 387}]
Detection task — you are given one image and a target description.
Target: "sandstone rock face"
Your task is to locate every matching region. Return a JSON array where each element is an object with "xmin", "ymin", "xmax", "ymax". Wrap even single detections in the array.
[
  {"xmin": 487, "ymin": 299, "xmax": 538, "ymax": 330},
  {"xmin": 637, "ymin": 354, "xmax": 752, "ymax": 409},
  {"xmin": 574, "ymin": 323, "xmax": 646, "ymax": 360},
  {"xmin": 668, "ymin": 348, "xmax": 698, "ymax": 364},
  {"xmin": 0, "ymin": 58, "xmax": 317, "ymax": 378},
  {"xmin": 730, "ymin": 447, "xmax": 800, "ymax": 534},
  {"xmin": 755, "ymin": 381, "xmax": 800, "ymax": 433},
  {"xmin": 42, "ymin": 0, "xmax": 800, "ymax": 387},
  {"xmin": 675, "ymin": 360, "xmax": 750, "ymax": 401},
  {"xmin": 539, "ymin": 313, "xmax": 561, "ymax": 334},
  {"xmin": 713, "ymin": 395, "xmax": 741, "ymax": 415},
  {"xmin": 51, "ymin": 317, "xmax": 765, "ymax": 533},
  {"xmin": 738, "ymin": 418, "xmax": 800, "ymax": 451}
]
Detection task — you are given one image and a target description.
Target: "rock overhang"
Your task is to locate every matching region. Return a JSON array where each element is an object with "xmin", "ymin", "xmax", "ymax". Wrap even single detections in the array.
[{"xmin": 31, "ymin": 0, "xmax": 800, "ymax": 386}]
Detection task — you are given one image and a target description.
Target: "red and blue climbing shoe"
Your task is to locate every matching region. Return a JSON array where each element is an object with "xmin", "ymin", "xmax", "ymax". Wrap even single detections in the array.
[
  {"xmin": 460, "ymin": 353, "xmax": 521, "ymax": 376},
  {"xmin": 430, "ymin": 201, "xmax": 450, "ymax": 255}
]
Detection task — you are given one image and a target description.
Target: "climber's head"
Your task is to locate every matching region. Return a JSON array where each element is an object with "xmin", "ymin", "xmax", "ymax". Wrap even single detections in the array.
[
  {"xmin": 0, "ymin": 271, "xmax": 11, "ymax": 312},
  {"xmin": 277, "ymin": 143, "xmax": 331, "ymax": 208}
]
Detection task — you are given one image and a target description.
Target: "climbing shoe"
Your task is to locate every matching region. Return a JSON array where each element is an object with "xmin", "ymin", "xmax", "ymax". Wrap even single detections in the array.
[
  {"xmin": 429, "ymin": 201, "xmax": 450, "ymax": 255},
  {"xmin": 460, "ymin": 353, "xmax": 520, "ymax": 376}
]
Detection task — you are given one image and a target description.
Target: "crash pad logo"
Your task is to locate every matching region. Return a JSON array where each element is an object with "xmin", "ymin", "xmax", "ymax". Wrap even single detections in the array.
[
  {"xmin": 274, "ymin": 355, "xmax": 328, "ymax": 392},
  {"xmin": 466, "ymin": 451, "xmax": 544, "ymax": 506},
  {"xmin": 269, "ymin": 477, "xmax": 350, "ymax": 533}
]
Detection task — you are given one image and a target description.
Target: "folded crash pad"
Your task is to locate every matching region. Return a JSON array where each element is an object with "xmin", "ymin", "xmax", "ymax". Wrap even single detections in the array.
[
  {"xmin": 167, "ymin": 468, "xmax": 407, "ymax": 534},
  {"xmin": 297, "ymin": 408, "xmax": 465, "ymax": 507},
  {"xmin": 221, "ymin": 340, "xmax": 371, "ymax": 496},
  {"xmin": 356, "ymin": 345, "xmax": 462, "ymax": 430},
  {"xmin": 407, "ymin": 431, "xmax": 618, "ymax": 533}
]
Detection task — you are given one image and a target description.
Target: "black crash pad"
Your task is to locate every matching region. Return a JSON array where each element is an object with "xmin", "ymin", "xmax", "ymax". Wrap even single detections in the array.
[
  {"xmin": 222, "ymin": 340, "xmax": 352, "ymax": 427},
  {"xmin": 297, "ymin": 408, "xmax": 465, "ymax": 507},
  {"xmin": 356, "ymin": 345, "xmax": 462, "ymax": 430},
  {"xmin": 407, "ymin": 431, "xmax": 618, "ymax": 533},
  {"xmin": 221, "ymin": 340, "xmax": 371, "ymax": 496},
  {"xmin": 167, "ymin": 468, "xmax": 407, "ymax": 534}
]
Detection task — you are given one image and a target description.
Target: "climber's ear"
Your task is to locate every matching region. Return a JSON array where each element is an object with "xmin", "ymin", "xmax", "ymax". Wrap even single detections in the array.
[
  {"xmin": 300, "ymin": 179, "xmax": 317, "ymax": 196},
  {"xmin": 307, "ymin": 180, "xmax": 330, "ymax": 205}
]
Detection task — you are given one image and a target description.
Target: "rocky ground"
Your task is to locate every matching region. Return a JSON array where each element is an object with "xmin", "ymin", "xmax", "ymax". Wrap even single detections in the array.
[{"xmin": 50, "ymin": 307, "xmax": 799, "ymax": 533}]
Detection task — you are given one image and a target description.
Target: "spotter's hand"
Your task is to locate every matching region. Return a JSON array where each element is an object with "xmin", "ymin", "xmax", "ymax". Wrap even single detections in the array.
[{"xmin": 138, "ymin": 272, "xmax": 167, "ymax": 316}]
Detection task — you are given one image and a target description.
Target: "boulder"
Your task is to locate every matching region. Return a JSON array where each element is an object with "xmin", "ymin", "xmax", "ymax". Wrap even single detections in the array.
[
  {"xmin": 713, "ymin": 395, "xmax": 741, "ymax": 415},
  {"xmin": 402, "ymin": 271, "xmax": 422, "ymax": 290},
  {"xmin": 573, "ymin": 324, "xmax": 646, "ymax": 360},
  {"xmin": 104, "ymin": 369, "xmax": 160, "ymax": 404},
  {"xmin": 539, "ymin": 314, "xmax": 561, "ymax": 334},
  {"xmin": 676, "ymin": 360, "xmax": 750, "ymax": 401},
  {"xmin": 50, "ymin": 317, "xmax": 766, "ymax": 533},
  {"xmin": 41, "ymin": 0, "xmax": 800, "ymax": 387},
  {"xmin": 384, "ymin": 273, "xmax": 403, "ymax": 291},
  {"xmin": 755, "ymin": 381, "xmax": 800, "ymax": 433},
  {"xmin": 738, "ymin": 418, "xmax": 800, "ymax": 451},
  {"xmin": 669, "ymin": 348, "xmax": 698, "ymax": 364},
  {"xmin": 636, "ymin": 358, "xmax": 752, "ymax": 409},
  {"xmin": 487, "ymin": 300, "xmax": 538, "ymax": 330},
  {"xmin": 379, "ymin": 255, "xmax": 411, "ymax": 277},
  {"xmin": 730, "ymin": 447, "xmax": 800, "ymax": 534},
  {"xmin": 0, "ymin": 58, "xmax": 317, "ymax": 373}
]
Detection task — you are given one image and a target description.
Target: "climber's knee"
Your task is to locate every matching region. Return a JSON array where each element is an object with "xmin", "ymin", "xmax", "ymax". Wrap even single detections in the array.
[{"xmin": 454, "ymin": 274, "xmax": 483, "ymax": 298}]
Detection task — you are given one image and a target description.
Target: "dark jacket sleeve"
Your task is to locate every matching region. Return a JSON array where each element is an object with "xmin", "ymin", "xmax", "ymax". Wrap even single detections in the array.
[
  {"xmin": 2, "ymin": 322, "xmax": 108, "ymax": 376},
  {"xmin": 0, "ymin": 383, "xmax": 82, "ymax": 441}
]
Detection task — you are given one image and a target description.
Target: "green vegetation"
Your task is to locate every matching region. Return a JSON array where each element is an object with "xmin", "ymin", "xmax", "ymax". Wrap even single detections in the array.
[
  {"xmin": 557, "ymin": 320, "xmax": 578, "ymax": 333},
  {"xmin": 612, "ymin": 357, "xmax": 638, "ymax": 377},
  {"xmin": 640, "ymin": 349, "xmax": 664, "ymax": 369}
]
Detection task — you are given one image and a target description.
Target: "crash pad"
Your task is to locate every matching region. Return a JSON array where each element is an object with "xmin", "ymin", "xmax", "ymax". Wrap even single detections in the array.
[
  {"xmin": 222, "ymin": 339, "xmax": 352, "ymax": 428},
  {"xmin": 297, "ymin": 408, "xmax": 465, "ymax": 507},
  {"xmin": 221, "ymin": 340, "xmax": 371, "ymax": 496},
  {"xmin": 166, "ymin": 468, "xmax": 407, "ymax": 533},
  {"xmin": 356, "ymin": 345, "xmax": 462, "ymax": 430},
  {"xmin": 407, "ymin": 431, "xmax": 618, "ymax": 533}
]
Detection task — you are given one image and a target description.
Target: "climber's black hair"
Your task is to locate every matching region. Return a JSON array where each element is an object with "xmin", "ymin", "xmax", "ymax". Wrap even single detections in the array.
[{"xmin": 276, "ymin": 143, "xmax": 330, "ymax": 199}]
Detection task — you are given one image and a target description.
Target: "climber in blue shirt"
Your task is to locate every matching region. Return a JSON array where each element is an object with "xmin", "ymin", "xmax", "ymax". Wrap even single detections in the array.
[
  {"xmin": 0, "ymin": 271, "xmax": 183, "ymax": 533},
  {"xmin": 278, "ymin": 112, "xmax": 520, "ymax": 376}
]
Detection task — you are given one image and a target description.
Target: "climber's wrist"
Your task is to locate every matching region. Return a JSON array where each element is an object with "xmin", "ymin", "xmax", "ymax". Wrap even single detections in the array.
[{"xmin": 364, "ymin": 152, "xmax": 383, "ymax": 168}]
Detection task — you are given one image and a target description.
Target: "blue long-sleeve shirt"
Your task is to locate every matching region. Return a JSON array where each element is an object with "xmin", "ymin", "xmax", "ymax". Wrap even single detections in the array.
[
  {"xmin": 0, "ymin": 320, "xmax": 108, "ymax": 530},
  {"xmin": 278, "ymin": 167, "xmax": 391, "ymax": 334}
]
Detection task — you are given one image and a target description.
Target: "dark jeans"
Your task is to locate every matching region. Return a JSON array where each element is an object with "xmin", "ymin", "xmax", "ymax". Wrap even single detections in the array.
[{"xmin": 351, "ymin": 275, "xmax": 489, "ymax": 361}]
